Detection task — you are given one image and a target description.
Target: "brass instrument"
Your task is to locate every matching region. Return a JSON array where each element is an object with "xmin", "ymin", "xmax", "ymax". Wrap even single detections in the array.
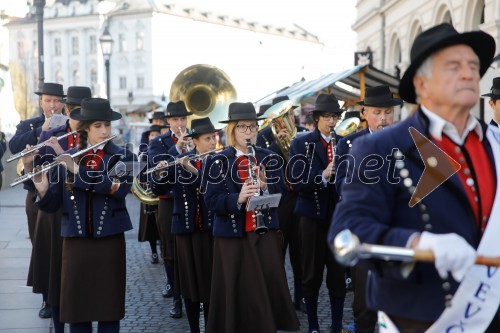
[
  {"xmin": 334, "ymin": 117, "xmax": 361, "ymax": 137},
  {"xmin": 246, "ymin": 139, "xmax": 268, "ymax": 235},
  {"xmin": 170, "ymin": 64, "xmax": 237, "ymax": 127},
  {"xmin": 10, "ymin": 135, "xmax": 116, "ymax": 187},
  {"xmin": 7, "ymin": 130, "xmax": 78, "ymax": 163},
  {"xmin": 144, "ymin": 147, "xmax": 225, "ymax": 175},
  {"xmin": 131, "ymin": 152, "xmax": 159, "ymax": 205},
  {"xmin": 260, "ymin": 100, "xmax": 297, "ymax": 161}
]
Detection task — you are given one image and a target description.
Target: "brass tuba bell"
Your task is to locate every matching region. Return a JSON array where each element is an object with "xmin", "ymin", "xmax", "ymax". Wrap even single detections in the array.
[
  {"xmin": 260, "ymin": 100, "xmax": 297, "ymax": 161},
  {"xmin": 170, "ymin": 64, "xmax": 237, "ymax": 127},
  {"xmin": 131, "ymin": 153, "xmax": 159, "ymax": 205}
]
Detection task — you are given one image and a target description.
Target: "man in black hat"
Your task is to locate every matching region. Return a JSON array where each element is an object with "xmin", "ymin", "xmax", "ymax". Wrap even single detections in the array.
[
  {"xmin": 289, "ymin": 93, "xmax": 347, "ymax": 333},
  {"xmin": 331, "ymin": 23, "xmax": 500, "ymax": 332},
  {"xmin": 148, "ymin": 101, "xmax": 192, "ymax": 318},
  {"xmin": 8, "ymin": 82, "xmax": 65, "ymax": 319},
  {"xmin": 332, "ymin": 85, "xmax": 400, "ymax": 333},
  {"xmin": 482, "ymin": 77, "xmax": 500, "ymax": 127}
]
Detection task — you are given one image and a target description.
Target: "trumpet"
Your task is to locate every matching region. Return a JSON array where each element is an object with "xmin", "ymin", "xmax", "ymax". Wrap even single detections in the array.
[
  {"xmin": 144, "ymin": 147, "xmax": 225, "ymax": 175},
  {"xmin": 7, "ymin": 130, "xmax": 78, "ymax": 163},
  {"xmin": 10, "ymin": 135, "xmax": 116, "ymax": 187}
]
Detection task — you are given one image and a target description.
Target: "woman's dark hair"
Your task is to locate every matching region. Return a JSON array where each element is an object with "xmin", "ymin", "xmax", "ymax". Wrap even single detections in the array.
[{"xmin": 75, "ymin": 120, "xmax": 94, "ymax": 163}]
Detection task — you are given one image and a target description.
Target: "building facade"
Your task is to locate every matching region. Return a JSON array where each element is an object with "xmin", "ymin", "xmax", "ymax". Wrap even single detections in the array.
[{"xmin": 352, "ymin": 0, "xmax": 500, "ymax": 121}]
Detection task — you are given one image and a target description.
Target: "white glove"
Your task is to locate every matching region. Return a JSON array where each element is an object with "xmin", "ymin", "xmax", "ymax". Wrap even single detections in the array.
[{"xmin": 416, "ymin": 231, "xmax": 476, "ymax": 282}]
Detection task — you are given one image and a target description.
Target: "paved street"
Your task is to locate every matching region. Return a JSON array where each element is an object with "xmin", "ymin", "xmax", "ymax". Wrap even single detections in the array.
[{"xmin": 0, "ymin": 185, "xmax": 355, "ymax": 332}]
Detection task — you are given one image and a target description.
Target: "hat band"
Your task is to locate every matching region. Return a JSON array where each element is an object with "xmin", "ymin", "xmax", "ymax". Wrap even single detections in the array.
[
  {"xmin": 492, "ymin": 88, "xmax": 500, "ymax": 95},
  {"xmin": 363, "ymin": 94, "xmax": 394, "ymax": 104}
]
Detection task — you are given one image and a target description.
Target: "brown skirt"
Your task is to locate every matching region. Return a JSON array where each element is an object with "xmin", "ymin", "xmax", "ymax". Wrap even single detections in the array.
[
  {"xmin": 174, "ymin": 231, "xmax": 213, "ymax": 302},
  {"xmin": 155, "ymin": 198, "xmax": 174, "ymax": 263},
  {"xmin": 60, "ymin": 234, "xmax": 126, "ymax": 323},
  {"xmin": 27, "ymin": 208, "xmax": 63, "ymax": 303},
  {"xmin": 25, "ymin": 189, "xmax": 38, "ymax": 243},
  {"xmin": 137, "ymin": 203, "xmax": 160, "ymax": 243},
  {"xmin": 206, "ymin": 231, "xmax": 300, "ymax": 333}
]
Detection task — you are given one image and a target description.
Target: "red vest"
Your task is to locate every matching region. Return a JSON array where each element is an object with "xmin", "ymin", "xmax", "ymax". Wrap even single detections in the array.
[{"xmin": 236, "ymin": 155, "xmax": 258, "ymax": 232}]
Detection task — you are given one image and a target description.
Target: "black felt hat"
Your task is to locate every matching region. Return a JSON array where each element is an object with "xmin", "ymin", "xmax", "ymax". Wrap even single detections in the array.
[
  {"xmin": 482, "ymin": 77, "xmax": 500, "ymax": 99},
  {"xmin": 165, "ymin": 101, "xmax": 193, "ymax": 118},
  {"xmin": 311, "ymin": 94, "xmax": 343, "ymax": 114},
  {"xmin": 219, "ymin": 102, "xmax": 265, "ymax": 123},
  {"xmin": 35, "ymin": 82, "xmax": 66, "ymax": 97},
  {"xmin": 70, "ymin": 98, "xmax": 122, "ymax": 121},
  {"xmin": 399, "ymin": 23, "xmax": 496, "ymax": 104},
  {"xmin": 59, "ymin": 86, "xmax": 92, "ymax": 106},
  {"xmin": 186, "ymin": 117, "xmax": 221, "ymax": 137},
  {"xmin": 357, "ymin": 85, "xmax": 402, "ymax": 107}
]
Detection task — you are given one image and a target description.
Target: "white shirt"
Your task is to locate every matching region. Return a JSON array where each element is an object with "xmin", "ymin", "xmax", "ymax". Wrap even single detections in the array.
[{"xmin": 421, "ymin": 105, "xmax": 483, "ymax": 145}]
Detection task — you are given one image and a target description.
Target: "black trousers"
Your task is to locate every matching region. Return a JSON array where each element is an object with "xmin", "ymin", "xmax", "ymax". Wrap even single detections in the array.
[
  {"xmin": 277, "ymin": 191, "xmax": 302, "ymax": 281},
  {"xmin": 352, "ymin": 266, "xmax": 377, "ymax": 333},
  {"xmin": 299, "ymin": 216, "xmax": 345, "ymax": 298}
]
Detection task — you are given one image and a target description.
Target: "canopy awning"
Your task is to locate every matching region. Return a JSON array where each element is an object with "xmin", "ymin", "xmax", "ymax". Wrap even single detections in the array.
[{"xmin": 255, "ymin": 64, "xmax": 400, "ymax": 107}]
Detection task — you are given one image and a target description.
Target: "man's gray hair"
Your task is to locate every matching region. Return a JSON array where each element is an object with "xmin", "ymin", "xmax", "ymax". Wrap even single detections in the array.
[{"xmin": 415, "ymin": 56, "xmax": 433, "ymax": 79}]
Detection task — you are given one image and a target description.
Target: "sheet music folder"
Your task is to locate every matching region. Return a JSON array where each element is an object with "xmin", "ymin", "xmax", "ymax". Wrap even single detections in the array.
[{"xmin": 246, "ymin": 193, "xmax": 282, "ymax": 212}]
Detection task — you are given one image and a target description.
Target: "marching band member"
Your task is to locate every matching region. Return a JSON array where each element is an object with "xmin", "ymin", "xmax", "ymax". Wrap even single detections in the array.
[
  {"xmin": 137, "ymin": 125, "xmax": 162, "ymax": 264},
  {"xmin": 333, "ymin": 85, "xmax": 400, "ymax": 333},
  {"xmin": 25, "ymin": 86, "xmax": 91, "ymax": 333},
  {"xmin": 10, "ymin": 82, "xmax": 65, "ymax": 319},
  {"xmin": 256, "ymin": 95, "xmax": 308, "ymax": 312},
  {"xmin": 32, "ymin": 98, "xmax": 136, "ymax": 333},
  {"xmin": 331, "ymin": 23, "xmax": 499, "ymax": 332},
  {"xmin": 481, "ymin": 77, "xmax": 500, "ymax": 127},
  {"xmin": 204, "ymin": 102, "xmax": 299, "ymax": 333},
  {"xmin": 148, "ymin": 101, "xmax": 192, "ymax": 317},
  {"xmin": 288, "ymin": 94, "xmax": 346, "ymax": 333},
  {"xmin": 157, "ymin": 117, "xmax": 219, "ymax": 333}
]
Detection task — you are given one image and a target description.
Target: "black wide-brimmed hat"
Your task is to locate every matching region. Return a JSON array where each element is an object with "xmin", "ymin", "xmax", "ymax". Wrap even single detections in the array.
[
  {"xmin": 482, "ymin": 77, "xmax": 500, "ymax": 99},
  {"xmin": 59, "ymin": 86, "xmax": 92, "ymax": 106},
  {"xmin": 399, "ymin": 23, "xmax": 496, "ymax": 104},
  {"xmin": 70, "ymin": 98, "xmax": 122, "ymax": 121},
  {"xmin": 165, "ymin": 101, "xmax": 192, "ymax": 118},
  {"xmin": 186, "ymin": 117, "xmax": 221, "ymax": 137},
  {"xmin": 149, "ymin": 125, "xmax": 162, "ymax": 133},
  {"xmin": 358, "ymin": 85, "xmax": 402, "ymax": 107},
  {"xmin": 220, "ymin": 102, "xmax": 265, "ymax": 123},
  {"xmin": 272, "ymin": 95, "xmax": 298, "ymax": 108},
  {"xmin": 344, "ymin": 111, "xmax": 361, "ymax": 120},
  {"xmin": 35, "ymin": 82, "xmax": 66, "ymax": 97},
  {"xmin": 312, "ymin": 94, "xmax": 343, "ymax": 114},
  {"xmin": 149, "ymin": 111, "xmax": 166, "ymax": 123}
]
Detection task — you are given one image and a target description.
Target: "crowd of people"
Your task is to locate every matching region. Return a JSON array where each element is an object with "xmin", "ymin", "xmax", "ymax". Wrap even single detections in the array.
[{"xmin": 5, "ymin": 22, "xmax": 500, "ymax": 333}]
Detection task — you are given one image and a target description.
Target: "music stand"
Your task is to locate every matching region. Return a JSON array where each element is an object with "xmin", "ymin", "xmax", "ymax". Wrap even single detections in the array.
[
  {"xmin": 108, "ymin": 161, "xmax": 147, "ymax": 178},
  {"xmin": 246, "ymin": 193, "xmax": 282, "ymax": 212}
]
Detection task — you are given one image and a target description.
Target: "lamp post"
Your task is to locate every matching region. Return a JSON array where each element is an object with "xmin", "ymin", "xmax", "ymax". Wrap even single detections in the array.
[
  {"xmin": 99, "ymin": 25, "xmax": 114, "ymax": 103},
  {"xmin": 34, "ymin": 0, "xmax": 45, "ymax": 92}
]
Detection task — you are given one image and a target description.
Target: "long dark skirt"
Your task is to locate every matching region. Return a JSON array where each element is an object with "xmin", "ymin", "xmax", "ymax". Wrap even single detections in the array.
[
  {"xmin": 206, "ymin": 231, "xmax": 300, "ymax": 333},
  {"xmin": 60, "ymin": 234, "xmax": 126, "ymax": 323},
  {"xmin": 155, "ymin": 198, "xmax": 174, "ymax": 263},
  {"xmin": 25, "ymin": 189, "xmax": 38, "ymax": 243},
  {"xmin": 174, "ymin": 231, "xmax": 213, "ymax": 302},
  {"xmin": 27, "ymin": 208, "xmax": 63, "ymax": 301},
  {"xmin": 137, "ymin": 203, "xmax": 159, "ymax": 243}
]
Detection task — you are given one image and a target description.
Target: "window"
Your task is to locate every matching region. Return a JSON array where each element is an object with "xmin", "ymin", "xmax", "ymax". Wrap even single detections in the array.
[
  {"xmin": 119, "ymin": 33, "xmax": 127, "ymax": 52},
  {"xmin": 89, "ymin": 35, "xmax": 96, "ymax": 53},
  {"xmin": 71, "ymin": 36, "xmax": 79, "ymax": 55},
  {"xmin": 90, "ymin": 68, "xmax": 97, "ymax": 84},
  {"xmin": 137, "ymin": 75, "xmax": 144, "ymax": 89},
  {"xmin": 54, "ymin": 38, "xmax": 61, "ymax": 56},
  {"xmin": 136, "ymin": 31, "xmax": 144, "ymax": 51},
  {"xmin": 119, "ymin": 76, "xmax": 127, "ymax": 90}
]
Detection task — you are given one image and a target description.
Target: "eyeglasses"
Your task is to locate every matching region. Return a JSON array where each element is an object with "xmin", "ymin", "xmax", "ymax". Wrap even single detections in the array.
[
  {"xmin": 321, "ymin": 114, "xmax": 340, "ymax": 121},
  {"xmin": 236, "ymin": 124, "xmax": 259, "ymax": 133}
]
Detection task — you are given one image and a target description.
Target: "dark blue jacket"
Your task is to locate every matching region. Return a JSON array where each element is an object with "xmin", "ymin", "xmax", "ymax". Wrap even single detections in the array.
[
  {"xmin": 37, "ymin": 141, "xmax": 136, "ymax": 238},
  {"xmin": 0, "ymin": 135, "xmax": 5, "ymax": 172},
  {"xmin": 288, "ymin": 129, "xmax": 342, "ymax": 221},
  {"xmin": 334, "ymin": 128, "xmax": 370, "ymax": 197},
  {"xmin": 147, "ymin": 130, "xmax": 180, "ymax": 197},
  {"xmin": 329, "ymin": 108, "xmax": 495, "ymax": 322},
  {"xmin": 256, "ymin": 125, "xmax": 308, "ymax": 154},
  {"xmin": 162, "ymin": 149, "xmax": 214, "ymax": 234},
  {"xmin": 203, "ymin": 146, "xmax": 287, "ymax": 238},
  {"xmin": 9, "ymin": 114, "xmax": 46, "ymax": 154}
]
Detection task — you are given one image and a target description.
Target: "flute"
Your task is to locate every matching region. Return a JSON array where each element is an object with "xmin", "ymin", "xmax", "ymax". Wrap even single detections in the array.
[
  {"xmin": 144, "ymin": 147, "xmax": 225, "ymax": 175},
  {"xmin": 7, "ymin": 130, "xmax": 78, "ymax": 163}
]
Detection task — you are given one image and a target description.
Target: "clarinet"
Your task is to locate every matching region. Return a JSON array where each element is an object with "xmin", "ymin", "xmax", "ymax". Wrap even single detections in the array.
[
  {"xmin": 246, "ymin": 139, "xmax": 268, "ymax": 234},
  {"xmin": 329, "ymin": 127, "xmax": 336, "ymax": 183}
]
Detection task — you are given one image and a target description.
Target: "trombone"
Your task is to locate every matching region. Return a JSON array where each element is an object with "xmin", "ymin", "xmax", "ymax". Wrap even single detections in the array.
[
  {"xmin": 10, "ymin": 135, "xmax": 116, "ymax": 187},
  {"xmin": 144, "ymin": 147, "xmax": 225, "ymax": 175},
  {"xmin": 7, "ymin": 130, "xmax": 78, "ymax": 163}
]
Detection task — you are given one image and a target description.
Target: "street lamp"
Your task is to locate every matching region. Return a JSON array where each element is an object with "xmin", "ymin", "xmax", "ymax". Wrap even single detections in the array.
[
  {"xmin": 99, "ymin": 25, "xmax": 114, "ymax": 103},
  {"xmin": 34, "ymin": 0, "xmax": 45, "ymax": 96}
]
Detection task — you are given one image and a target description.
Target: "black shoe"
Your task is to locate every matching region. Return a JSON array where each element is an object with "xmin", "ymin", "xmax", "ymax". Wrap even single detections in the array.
[
  {"xmin": 162, "ymin": 283, "xmax": 173, "ymax": 298},
  {"xmin": 346, "ymin": 277, "xmax": 353, "ymax": 291},
  {"xmin": 151, "ymin": 253, "xmax": 159, "ymax": 264},
  {"xmin": 294, "ymin": 298, "xmax": 307, "ymax": 313},
  {"xmin": 330, "ymin": 326, "xmax": 348, "ymax": 333},
  {"xmin": 169, "ymin": 300, "xmax": 182, "ymax": 318},
  {"xmin": 39, "ymin": 302, "xmax": 52, "ymax": 319}
]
